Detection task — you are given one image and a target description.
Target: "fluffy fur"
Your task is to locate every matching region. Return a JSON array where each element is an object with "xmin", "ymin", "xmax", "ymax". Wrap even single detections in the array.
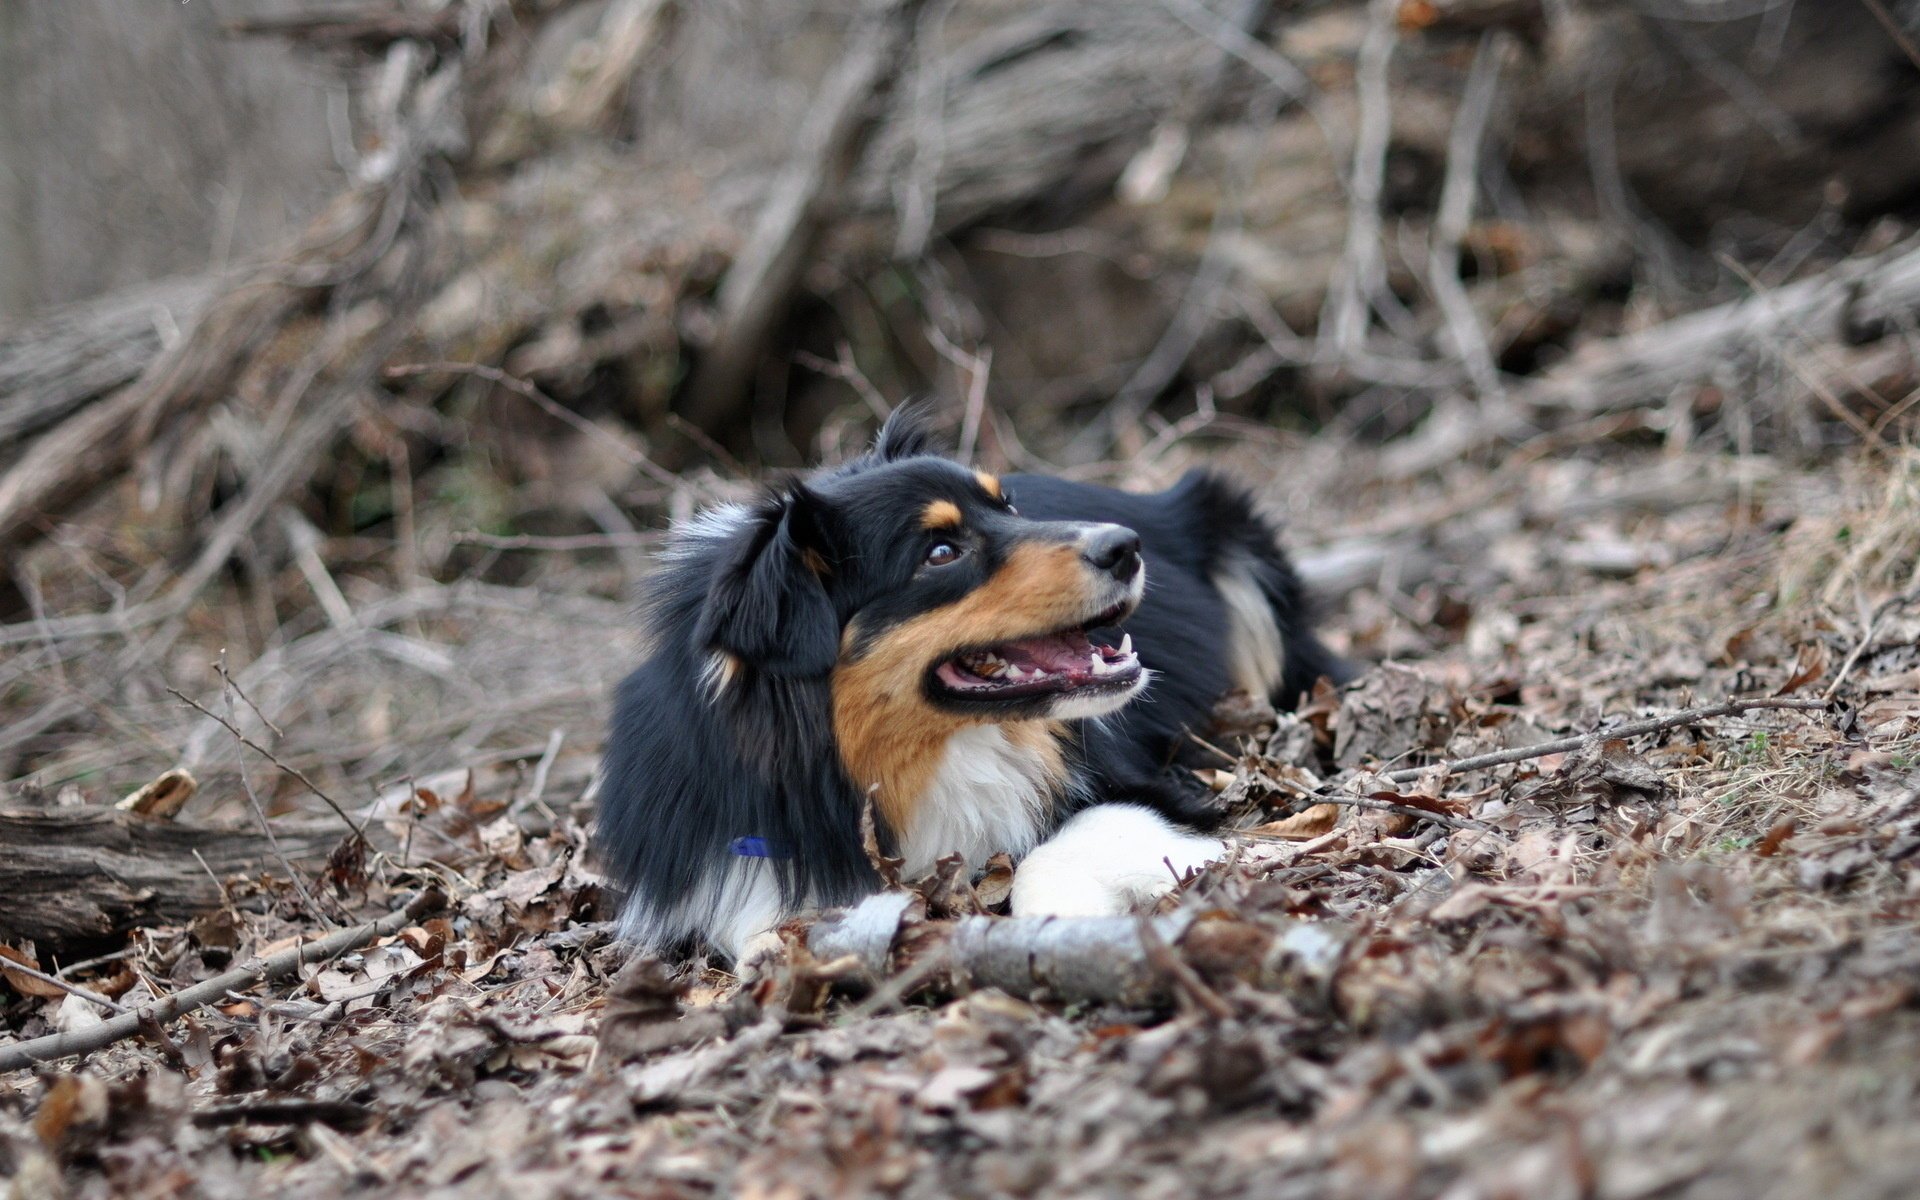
[{"xmin": 596, "ymin": 407, "xmax": 1346, "ymax": 959}]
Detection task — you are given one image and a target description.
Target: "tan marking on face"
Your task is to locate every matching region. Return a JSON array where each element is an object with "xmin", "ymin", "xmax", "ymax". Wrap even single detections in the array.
[
  {"xmin": 920, "ymin": 499, "xmax": 963, "ymax": 531},
  {"xmin": 801, "ymin": 547, "xmax": 830, "ymax": 576},
  {"xmin": 831, "ymin": 541, "xmax": 1092, "ymax": 835},
  {"xmin": 975, "ymin": 471, "xmax": 1002, "ymax": 500}
]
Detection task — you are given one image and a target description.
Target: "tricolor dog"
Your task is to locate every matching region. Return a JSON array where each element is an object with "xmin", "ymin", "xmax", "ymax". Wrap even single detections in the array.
[{"xmin": 596, "ymin": 408, "xmax": 1344, "ymax": 960}]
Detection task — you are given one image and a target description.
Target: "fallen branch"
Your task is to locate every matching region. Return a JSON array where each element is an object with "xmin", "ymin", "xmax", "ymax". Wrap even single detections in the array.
[
  {"xmin": 0, "ymin": 807, "xmax": 346, "ymax": 944},
  {"xmin": 1377, "ymin": 696, "xmax": 1833, "ymax": 785},
  {"xmin": 808, "ymin": 894, "xmax": 1350, "ymax": 1008},
  {"xmin": 679, "ymin": 0, "xmax": 929, "ymax": 434},
  {"xmin": 1384, "ymin": 239, "xmax": 1920, "ymax": 477},
  {"xmin": 0, "ymin": 890, "xmax": 442, "ymax": 1074}
]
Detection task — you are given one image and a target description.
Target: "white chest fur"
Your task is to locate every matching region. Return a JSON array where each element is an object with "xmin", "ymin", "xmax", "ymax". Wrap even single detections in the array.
[{"xmin": 896, "ymin": 725, "xmax": 1055, "ymax": 878}]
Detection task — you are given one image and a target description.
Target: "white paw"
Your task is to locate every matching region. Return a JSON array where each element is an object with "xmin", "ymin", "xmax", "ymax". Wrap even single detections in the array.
[
  {"xmin": 1011, "ymin": 805, "xmax": 1226, "ymax": 918},
  {"xmin": 733, "ymin": 929, "xmax": 787, "ymax": 977}
]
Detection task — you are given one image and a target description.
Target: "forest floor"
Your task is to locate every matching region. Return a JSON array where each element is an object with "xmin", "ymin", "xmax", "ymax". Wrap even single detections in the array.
[{"xmin": 5, "ymin": 424, "xmax": 1920, "ymax": 1200}]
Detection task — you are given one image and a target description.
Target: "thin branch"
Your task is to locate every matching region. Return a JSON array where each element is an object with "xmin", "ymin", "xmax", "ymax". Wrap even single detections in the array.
[
  {"xmin": 165, "ymin": 687, "xmax": 359, "ymax": 830},
  {"xmin": 1275, "ymin": 791, "xmax": 1493, "ymax": 833},
  {"xmin": 384, "ymin": 361, "xmax": 678, "ymax": 488},
  {"xmin": 1824, "ymin": 587, "xmax": 1920, "ymax": 700},
  {"xmin": 1377, "ymin": 697, "xmax": 1833, "ymax": 785},
  {"xmin": 224, "ymin": 683, "xmax": 338, "ymax": 929},
  {"xmin": 0, "ymin": 891, "xmax": 442, "ymax": 1073},
  {"xmin": 1858, "ymin": 0, "xmax": 1920, "ymax": 73},
  {"xmin": 1134, "ymin": 913, "xmax": 1235, "ymax": 1020},
  {"xmin": 1427, "ymin": 32, "xmax": 1510, "ymax": 401},
  {"xmin": 1319, "ymin": 0, "xmax": 1400, "ymax": 365},
  {"xmin": 452, "ymin": 530, "xmax": 659, "ymax": 552},
  {"xmin": 0, "ymin": 959, "xmax": 130, "ymax": 1015}
]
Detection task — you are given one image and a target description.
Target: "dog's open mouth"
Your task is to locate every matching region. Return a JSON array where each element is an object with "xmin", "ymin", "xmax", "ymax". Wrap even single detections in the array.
[{"xmin": 931, "ymin": 609, "xmax": 1142, "ymax": 702}]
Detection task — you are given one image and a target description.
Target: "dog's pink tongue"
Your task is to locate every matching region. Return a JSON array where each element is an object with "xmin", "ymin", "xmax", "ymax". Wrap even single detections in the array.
[{"xmin": 1001, "ymin": 631, "xmax": 1095, "ymax": 675}]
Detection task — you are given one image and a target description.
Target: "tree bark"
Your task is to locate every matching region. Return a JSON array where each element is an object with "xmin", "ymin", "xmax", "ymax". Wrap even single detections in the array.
[{"xmin": 0, "ymin": 806, "xmax": 347, "ymax": 944}]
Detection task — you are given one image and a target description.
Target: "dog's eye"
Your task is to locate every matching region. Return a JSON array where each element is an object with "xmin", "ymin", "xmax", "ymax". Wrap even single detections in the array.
[{"xmin": 924, "ymin": 542, "xmax": 962, "ymax": 567}]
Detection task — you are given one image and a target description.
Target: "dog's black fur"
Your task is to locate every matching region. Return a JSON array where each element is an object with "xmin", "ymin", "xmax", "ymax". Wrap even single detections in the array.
[{"xmin": 596, "ymin": 408, "xmax": 1345, "ymax": 955}]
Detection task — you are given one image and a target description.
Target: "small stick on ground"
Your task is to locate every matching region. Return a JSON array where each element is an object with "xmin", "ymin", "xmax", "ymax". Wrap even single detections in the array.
[
  {"xmin": 1378, "ymin": 696, "xmax": 1832, "ymax": 784},
  {"xmin": 1261, "ymin": 791, "xmax": 1493, "ymax": 833},
  {"xmin": 1135, "ymin": 913, "xmax": 1235, "ymax": 1021},
  {"xmin": 1823, "ymin": 587, "xmax": 1920, "ymax": 700},
  {"xmin": 0, "ymin": 890, "xmax": 442, "ymax": 1073},
  {"xmin": 0, "ymin": 958, "xmax": 129, "ymax": 1015}
]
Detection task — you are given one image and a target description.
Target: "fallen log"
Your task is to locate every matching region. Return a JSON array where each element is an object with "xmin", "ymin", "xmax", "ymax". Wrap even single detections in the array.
[{"xmin": 0, "ymin": 806, "xmax": 347, "ymax": 944}]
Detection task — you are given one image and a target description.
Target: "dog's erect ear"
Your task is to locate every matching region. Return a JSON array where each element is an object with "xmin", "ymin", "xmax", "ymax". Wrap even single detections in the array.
[
  {"xmin": 695, "ymin": 485, "xmax": 843, "ymax": 678},
  {"xmin": 873, "ymin": 402, "xmax": 939, "ymax": 461}
]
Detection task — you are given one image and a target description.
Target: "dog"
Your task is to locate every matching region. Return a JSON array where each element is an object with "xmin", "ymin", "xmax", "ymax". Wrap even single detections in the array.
[{"xmin": 595, "ymin": 407, "xmax": 1345, "ymax": 961}]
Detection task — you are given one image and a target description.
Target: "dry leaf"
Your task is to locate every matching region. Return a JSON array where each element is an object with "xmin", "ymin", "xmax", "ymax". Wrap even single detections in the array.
[
  {"xmin": 114, "ymin": 768, "xmax": 198, "ymax": 818},
  {"xmin": 0, "ymin": 946, "xmax": 65, "ymax": 1000},
  {"xmin": 1247, "ymin": 803, "xmax": 1340, "ymax": 841}
]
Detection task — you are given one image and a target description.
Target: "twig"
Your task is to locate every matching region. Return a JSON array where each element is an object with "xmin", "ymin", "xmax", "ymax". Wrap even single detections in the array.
[
  {"xmin": 54, "ymin": 949, "xmax": 136, "ymax": 979},
  {"xmin": 525, "ymin": 728, "xmax": 565, "ymax": 808},
  {"xmin": 279, "ymin": 507, "xmax": 357, "ymax": 631},
  {"xmin": 1427, "ymin": 32, "xmax": 1509, "ymax": 401},
  {"xmin": 925, "ymin": 324, "xmax": 992, "ymax": 464},
  {"xmin": 795, "ymin": 343, "xmax": 892, "ymax": 420},
  {"xmin": 0, "ymin": 959, "xmax": 130, "ymax": 1014},
  {"xmin": 1824, "ymin": 587, "xmax": 1920, "ymax": 700},
  {"xmin": 838, "ymin": 943, "xmax": 955, "ymax": 1022},
  {"xmin": 452, "ymin": 530, "xmax": 659, "ymax": 552},
  {"xmin": 1134, "ymin": 913, "xmax": 1235, "ymax": 1021},
  {"xmin": 1859, "ymin": 0, "xmax": 1920, "ymax": 73},
  {"xmin": 1319, "ymin": 0, "xmax": 1399, "ymax": 365},
  {"xmin": 224, "ymin": 687, "xmax": 337, "ymax": 929},
  {"xmin": 216, "ymin": 660, "xmax": 283, "ymax": 739},
  {"xmin": 165, "ymin": 688, "xmax": 359, "ymax": 831},
  {"xmin": 0, "ymin": 890, "xmax": 442, "ymax": 1073},
  {"xmin": 384, "ymin": 361, "xmax": 677, "ymax": 488},
  {"xmin": 1259, "ymin": 790, "xmax": 1492, "ymax": 833},
  {"xmin": 1377, "ymin": 697, "xmax": 1832, "ymax": 785}
]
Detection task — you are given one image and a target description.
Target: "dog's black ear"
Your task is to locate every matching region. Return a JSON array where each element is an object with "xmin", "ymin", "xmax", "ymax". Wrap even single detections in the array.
[
  {"xmin": 873, "ymin": 402, "xmax": 939, "ymax": 461},
  {"xmin": 694, "ymin": 485, "xmax": 843, "ymax": 678}
]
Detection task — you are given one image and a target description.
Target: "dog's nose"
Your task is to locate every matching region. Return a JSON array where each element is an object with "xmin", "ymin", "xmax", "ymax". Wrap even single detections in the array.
[{"xmin": 1081, "ymin": 525, "xmax": 1142, "ymax": 583}]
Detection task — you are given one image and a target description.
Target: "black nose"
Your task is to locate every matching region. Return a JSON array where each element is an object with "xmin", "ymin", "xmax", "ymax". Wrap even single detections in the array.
[{"xmin": 1082, "ymin": 525, "xmax": 1142, "ymax": 582}]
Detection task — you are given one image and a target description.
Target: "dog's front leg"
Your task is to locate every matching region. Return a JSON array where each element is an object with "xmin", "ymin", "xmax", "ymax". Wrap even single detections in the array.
[{"xmin": 1009, "ymin": 805, "xmax": 1226, "ymax": 918}]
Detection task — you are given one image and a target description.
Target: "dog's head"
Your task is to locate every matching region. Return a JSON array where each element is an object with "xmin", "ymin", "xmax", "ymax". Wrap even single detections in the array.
[{"xmin": 691, "ymin": 407, "xmax": 1147, "ymax": 725}]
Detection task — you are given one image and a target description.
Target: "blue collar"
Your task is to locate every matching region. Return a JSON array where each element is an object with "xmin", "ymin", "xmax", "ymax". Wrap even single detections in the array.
[{"xmin": 728, "ymin": 836, "xmax": 791, "ymax": 859}]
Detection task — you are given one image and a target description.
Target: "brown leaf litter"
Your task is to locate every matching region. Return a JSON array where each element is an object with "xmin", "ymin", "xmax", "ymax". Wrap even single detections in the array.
[{"xmin": 3, "ymin": 448, "xmax": 1920, "ymax": 1199}]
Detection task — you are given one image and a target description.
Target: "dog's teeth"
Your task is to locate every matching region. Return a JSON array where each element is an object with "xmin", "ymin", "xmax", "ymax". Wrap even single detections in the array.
[
  {"xmin": 1119, "ymin": 633, "xmax": 1133, "ymax": 657},
  {"xmin": 1007, "ymin": 665, "xmax": 1028, "ymax": 680},
  {"xmin": 1089, "ymin": 651, "xmax": 1105, "ymax": 674}
]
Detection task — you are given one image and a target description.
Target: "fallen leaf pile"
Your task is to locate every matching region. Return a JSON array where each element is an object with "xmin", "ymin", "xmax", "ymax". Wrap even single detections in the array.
[{"xmin": 4, "ymin": 446, "xmax": 1919, "ymax": 1199}]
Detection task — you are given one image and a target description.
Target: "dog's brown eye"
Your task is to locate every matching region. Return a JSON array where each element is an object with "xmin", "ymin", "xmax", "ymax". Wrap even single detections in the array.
[{"xmin": 925, "ymin": 542, "xmax": 962, "ymax": 567}]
